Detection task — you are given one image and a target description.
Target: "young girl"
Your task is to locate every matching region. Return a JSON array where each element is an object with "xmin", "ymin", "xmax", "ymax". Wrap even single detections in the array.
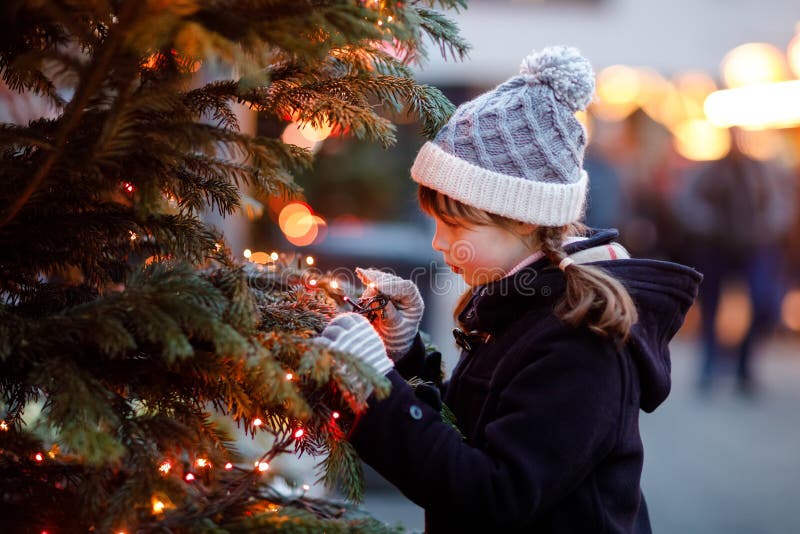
[{"xmin": 315, "ymin": 46, "xmax": 701, "ymax": 533}]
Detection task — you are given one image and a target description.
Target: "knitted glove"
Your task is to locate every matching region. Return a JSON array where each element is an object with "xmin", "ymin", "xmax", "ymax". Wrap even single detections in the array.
[
  {"xmin": 313, "ymin": 312, "xmax": 393, "ymax": 377},
  {"xmin": 355, "ymin": 267, "xmax": 425, "ymax": 359}
]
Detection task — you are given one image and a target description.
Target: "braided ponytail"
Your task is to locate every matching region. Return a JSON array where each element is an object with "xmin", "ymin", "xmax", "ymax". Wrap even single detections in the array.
[{"xmin": 538, "ymin": 226, "xmax": 638, "ymax": 341}]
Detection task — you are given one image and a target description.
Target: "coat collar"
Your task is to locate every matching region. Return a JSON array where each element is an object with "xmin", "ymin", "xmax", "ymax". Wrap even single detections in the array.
[{"xmin": 457, "ymin": 228, "xmax": 621, "ymax": 335}]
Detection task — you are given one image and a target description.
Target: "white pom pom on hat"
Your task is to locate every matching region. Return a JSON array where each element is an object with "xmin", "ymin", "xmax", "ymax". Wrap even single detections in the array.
[
  {"xmin": 519, "ymin": 45, "xmax": 595, "ymax": 112},
  {"xmin": 411, "ymin": 45, "xmax": 595, "ymax": 227}
]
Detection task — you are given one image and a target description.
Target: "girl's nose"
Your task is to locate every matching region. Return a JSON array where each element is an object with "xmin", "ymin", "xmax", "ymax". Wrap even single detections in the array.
[{"xmin": 431, "ymin": 222, "xmax": 448, "ymax": 253}]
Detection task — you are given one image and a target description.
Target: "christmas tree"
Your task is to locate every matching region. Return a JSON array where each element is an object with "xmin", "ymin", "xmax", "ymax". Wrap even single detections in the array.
[{"xmin": 0, "ymin": 1, "xmax": 467, "ymax": 531}]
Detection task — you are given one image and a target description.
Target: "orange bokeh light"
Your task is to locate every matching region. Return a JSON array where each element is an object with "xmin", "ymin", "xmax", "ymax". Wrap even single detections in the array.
[{"xmin": 278, "ymin": 202, "xmax": 327, "ymax": 247}]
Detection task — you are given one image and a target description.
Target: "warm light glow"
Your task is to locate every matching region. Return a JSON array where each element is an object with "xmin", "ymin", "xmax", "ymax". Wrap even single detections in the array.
[
  {"xmin": 285, "ymin": 372, "xmax": 294, "ymax": 381},
  {"xmin": 225, "ymin": 462, "xmax": 233, "ymax": 470},
  {"xmin": 122, "ymin": 182, "xmax": 134, "ymax": 193},
  {"xmin": 308, "ymin": 279, "xmax": 318, "ymax": 287},
  {"xmin": 249, "ymin": 251, "xmax": 269, "ymax": 264},
  {"xmin": 279, "ymin": 203, "xmax": 313, "ymax": 236},
  {"xmin": 277, "ymin": 203, "xmax": 327, "ymax": 246},
  {"xmin": 332, "ymin": 411, "xmax": 340, "ymax": 419},
  {"xmin": 674, "ymin": 70, "xmax": 717, "ymax": 120},
  {"xmin": 0, "ymin": 421, "xmax": 8, "ymax": 431},
  {"xmin": 184, "ymin": 473, "xmax": 195, "ymax": 482},
  {"xmin": 636, "ymin": 69, "xmax": 680, "ymax": 127},
  {"xmin": 646, "ymin": 81, "xmax": 686, "ymax": 129},
  {"xmin": 788, "ymin": 34, "xmax": 800, "ymax": 79},
  {"xmin": 574, "ymin": 110, "xmax": 591, "ymax": 140},
  {"xmin": 252, "ymin": 418, "xmax": 263, "ymax": 427},
  {"xmin": 715, "ymin": 283, "xmax": 751, "ymax": 346},
  {"xmin": 305, "ymin": 255, "xmax": 315, "ymax": 265},
  {"xmin": 735, "ymin": 129, "xmax": 784, "ymax": 161},
  {"xmin": 256, "ymin": 461, "xmax": 269, "ymax": 472},
  {"xmin": 243, "ymin": 249, "xmax": 252, "ymax": 259},
  {"xmin": 294, "ymin": 428, "xmax": 305, "ymax": 439},
  {"xmin": 721, "ymin": 43, "xmax": 790, "ymax": 88},
  {"xmin": 152, "ymin": 499, "xmax": 166, "ymax": 514},
  {"xmin": 299, "ymin": 121, "xmax": 333, "ymax": 143},
  {"xmin": 329, "ymin": 280, "xmax": 339, "ymax": 290},
  {"xmin": 195, "ymin": 458, "xmax": 209, "ymax": 468},
  {"xmin": 673, "ymin": 119, "xmax": 731, "ymax": 161},
  {"xmin": 704, "ymin": 80, "xmax": 800, "ymax": 130},
  {"xmin": 782, "ymin": 289, "xmax": 800, "ymax": 331},
  {"xmin": 270, "ymin": 252, "xmax": 279, "ymax": 261},
  {"xmin": 282, "ymin": 210, "xmax": 315, "ymax": 238},
  {"xmin": 159, "ymin": 461, "xmax": 171, "ymax": 474},
  {"xmin": 281, "ymin": 122, "xmax": 326, "ymax": 152},
  {"xmin": 302, "ymin": 484, "xmax": 310, "ymax": 491},
  {"xmin": 593, "ymin": 65, "xmax": 641, "ymax": 121},
  {"xmin": 285, "ymin": 215, "xmax": 327, "ymax": 247},
  {"xmin": 129, "ymin": 231, "xmax": 137, "ymax": 241}
]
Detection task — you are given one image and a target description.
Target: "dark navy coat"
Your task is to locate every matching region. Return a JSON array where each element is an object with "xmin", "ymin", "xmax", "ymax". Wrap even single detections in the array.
[{"xmin": 350, "ymin": 229, "xmax": 702, "ymax": 533}]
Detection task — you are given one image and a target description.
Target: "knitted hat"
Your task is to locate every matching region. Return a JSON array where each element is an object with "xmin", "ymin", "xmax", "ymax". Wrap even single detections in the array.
[{"xmin": 411, "ymin": 46, "xmax": 595, "ymax": 226}]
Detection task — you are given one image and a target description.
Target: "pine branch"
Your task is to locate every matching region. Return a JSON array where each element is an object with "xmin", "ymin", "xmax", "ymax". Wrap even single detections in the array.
[
  {"xmin": 0, "ymin": 1, "xmax": 468, "ymax": 529},
  {"xmin": 0, "ymin": 1, "xmax": 145, "ymax": 229}
]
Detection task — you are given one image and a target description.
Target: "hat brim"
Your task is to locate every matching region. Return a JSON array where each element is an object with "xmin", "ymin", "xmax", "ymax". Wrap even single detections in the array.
[{"xmin": 411, "ymin": 142, "xmax": 588, "ymax": 226}]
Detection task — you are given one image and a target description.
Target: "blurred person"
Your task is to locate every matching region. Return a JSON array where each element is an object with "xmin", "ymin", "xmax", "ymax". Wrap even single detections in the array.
[
  {"xmin": 584, "ymin": 146, "xmax": 629, "ymax": 229},
  {"xmin": 674, "ymin": 135, "xmax": 796, "ymax": 395},
  {"xmin": 312, "ymin": 47, "xmax": 701, "ymax": 533}
]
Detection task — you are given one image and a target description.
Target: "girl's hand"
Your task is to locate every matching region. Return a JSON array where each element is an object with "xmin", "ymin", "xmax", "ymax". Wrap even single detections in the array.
[
  {"xmin": 314, "ymin": 312, "xmax": 393, "ymax": 376},
  {"xmin": 355, "ymin": 267, "xmax": 425, "ymax": 359}
]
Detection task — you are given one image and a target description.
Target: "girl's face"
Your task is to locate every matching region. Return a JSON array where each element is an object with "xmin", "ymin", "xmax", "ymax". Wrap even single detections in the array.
[{"xmin": 431, "ymin": 214, "xmax": 537, "ymax": 286}]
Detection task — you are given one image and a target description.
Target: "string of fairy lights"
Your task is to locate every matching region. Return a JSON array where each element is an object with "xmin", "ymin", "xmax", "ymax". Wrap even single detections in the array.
[{"xmin": 0, "ymin": 5, "xmax": 404, "ymax": 531}]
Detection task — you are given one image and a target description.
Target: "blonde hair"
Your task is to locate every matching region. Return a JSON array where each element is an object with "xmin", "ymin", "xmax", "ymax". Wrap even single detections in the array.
[{"xmin": 418, "ymin": 185, "xmax": 638, "ymax": 341}]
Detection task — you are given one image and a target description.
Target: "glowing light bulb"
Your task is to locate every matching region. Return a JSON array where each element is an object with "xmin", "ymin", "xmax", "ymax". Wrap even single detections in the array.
[
  {"xmin": 0, "ymin": 420, "xmax": 8, "ymax": 431},
  {"xmin": 257, "ymin": 461, "xmax": 269, "ymax": 472},
  {"xmin": 305, "ymin": 255, "xmax": 314, "ymax": 265},
  {"xmin": 129, "ymin": 231, "xmax": 137, "ymax": 241},
  {"xmin": 270, "ymin": 252, "xmax": 279, "ymax": 261},
  {"xmin": 243, "ymin": 249, "xmax": 252, "ymax": 259},
  {"xmin": 122, "ymin": 182, "xmax": 134, "ymax": 193},
  {"xmin": 387, "ymin": 15, "xmax": 393, "ymax": 22},
  {"xmin": 302, "ymin": 484, "xmax": 310, "ymax": 491},
  {"xmin": 184, "ymin": 473, "xmax": 195, "ymax": 482},
  {"xmin": 294, "ymin": 428, "xmax": 305, "ymax": 439},
  {"xmin": 285, "ymin": 373, "xmax": 294, "ymax": 381},
  {"xmin": 332, "ymin": 411, "xmax": 340, "ymax": 419},
  {"xmin": 159, "ymin": 461, "xmax": 171, "ymax": 474},
  {"xmin": 225, "ymin": 462, "xmax": 233, "ymax": 470},
  {"xmin": 309, "ymin": 279, "xmax": 318, "ymax": 287},
  {"xmin": 35, "ymin": 453, "xmax": 44, "ymax": 462},
  {"xmin": 329, "ymin": 280, "xmax": 339, "ymax": 290},
  {"xmin": 252, "ymin": 418, "xmax": 263, "ymax": 427},
  {"xmin": 195, "ymin": 458, "xmax": 209, "ymax": 468},
  {"xmin": 152, "ymin": 500, "xmax": 165, "ymax": 514}
]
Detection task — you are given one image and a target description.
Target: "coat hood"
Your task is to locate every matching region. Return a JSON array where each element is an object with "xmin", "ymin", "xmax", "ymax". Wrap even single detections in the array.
[{"xmin": 460, "ymin": 228, "xmax": 702, "ymax": 412}]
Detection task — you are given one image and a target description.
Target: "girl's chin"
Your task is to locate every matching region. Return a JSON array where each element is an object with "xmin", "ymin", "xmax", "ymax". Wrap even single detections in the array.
[{"xmin": 447, "ymin": 263, "xmax": 464, "ymax": 275}]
